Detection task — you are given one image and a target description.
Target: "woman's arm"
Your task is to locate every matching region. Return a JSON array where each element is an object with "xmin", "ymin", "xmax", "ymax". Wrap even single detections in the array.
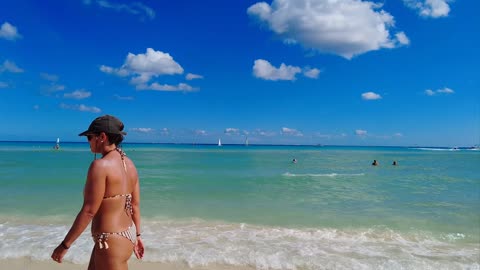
[
  {"xmin": 51, "ymin": 160, "xmax": 106, "ymax": 263},
  {"xmin": 130, "ymin": 162, "xmax": 144, "ymax": 259}
]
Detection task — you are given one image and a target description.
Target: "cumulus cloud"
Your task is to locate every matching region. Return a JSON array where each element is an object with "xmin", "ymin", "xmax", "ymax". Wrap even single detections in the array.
[
  {"xmin": 64, "ymin": 89, "xmax": 91, "ymax": 99},
  {"xmin": 0, "ymin": 60, "xmax": 24, "ymax": 73},
  {"xmin": 355, "ymin": 129, "xmax": 368, "ymax": 137},
  {"xmin": 224, "ymin": 128, "xmax": 240, "ymax": 135},
  {"xmin": 425, "ymin": 87, "xmax": 455, "ymax": 96},
  {"xmin": 136, "ymin": 82, "xmax": 197, "ymax": 92},
  {"xmin": 114, "ymin": 94, "xmax": 134, "ymax": 100},
  {"xmin": 131, "ymin": 127, "xmax": 154, "ymax": 133},
  {"xmin": 253, "ymin": 129, "xmax": 276, "ymax": 137},
  {"xmin": 281, "ymin": 127, "xmax": 303, "ymax": 137},
  {"xmin": 253, "ymin": 59, "xmax": 301, "ymax": 81},
  {"xmin": 100, "ymin": 48, "xmax": 195, "ymax": 91},
  {"xmin": 403, "ymin": 0, "xmax": 450, "ymax": 18},
  {"xmin": 395, "ymin": 32, "xmax": 410, "ymax": 45},
  {"xmin": 248, "ymin": 0, "xmax": 408, "ymax": 59},
  {"xmin": 303, "ymin": 67, "xmax": 321, "ymax": 79},
  {"xmin": 159, "ymin": 128, "xmax": 169, "ymax": 136},
  {"xmin": 0, "ymin": 22, "xmax": 21, "ymax": 40},
  {"xmin": 84, "ymin": 0, "xmax": 155, "ymax": 20},
  {"xmin": 186, "ymin": 73, "xmax": 204, "ymax": 80},
  {"xmin": 195, "ymin": 129, "xmax": 207, "ymax": 136},
  {"xmin": 40, "ymin": 73, "xmax": 59, "ymax": 82},
  {"xmin": 362, "ymin": 91, "xmax": 382, "ymax": 100},
  {"xmin": 60, "ymin": 103, "xmax": 101, "ymax": 113}
]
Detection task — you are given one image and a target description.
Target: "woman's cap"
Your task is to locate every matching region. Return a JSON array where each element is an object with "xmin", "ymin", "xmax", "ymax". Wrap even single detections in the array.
[{"xmin": 78, "ymin": 115, "xmax": 127, "ymax": 136}]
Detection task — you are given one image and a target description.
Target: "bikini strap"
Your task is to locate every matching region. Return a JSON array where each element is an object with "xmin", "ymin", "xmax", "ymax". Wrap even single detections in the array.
[{"xmin": 115, "ymin": 147, "xmax": 127, "ymax": 172}]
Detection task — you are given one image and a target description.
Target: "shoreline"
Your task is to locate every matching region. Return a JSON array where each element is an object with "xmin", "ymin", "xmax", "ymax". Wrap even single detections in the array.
[{"xmin": 0, "ymin": 258, "xmax": 255, "ymax": 270}]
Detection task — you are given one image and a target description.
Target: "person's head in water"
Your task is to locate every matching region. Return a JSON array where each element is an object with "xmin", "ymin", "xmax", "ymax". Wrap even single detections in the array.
[
  {"xmin": 392, "ymin": 161, "xmax": 397, "ymax": 166},
  {"xmin": 372, "ymin": 160, "xmax": 378, "ymax": 166}
]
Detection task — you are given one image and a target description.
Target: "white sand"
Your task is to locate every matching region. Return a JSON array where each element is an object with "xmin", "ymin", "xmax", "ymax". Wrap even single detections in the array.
[{"xmin": 0, "ymin": 258, "xmax": 255, "ymax": 270}]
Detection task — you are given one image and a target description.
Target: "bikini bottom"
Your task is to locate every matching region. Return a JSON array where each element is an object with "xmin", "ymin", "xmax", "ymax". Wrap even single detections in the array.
[{"xmin": 92, "ymin": 224, "xmax": 136, "ymax": 249}]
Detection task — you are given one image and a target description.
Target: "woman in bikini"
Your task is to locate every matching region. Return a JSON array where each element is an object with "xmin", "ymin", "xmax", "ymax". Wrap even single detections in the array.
[{"xmin": 51, "ymin": 115, "xmax": 144, "ymax": 269}]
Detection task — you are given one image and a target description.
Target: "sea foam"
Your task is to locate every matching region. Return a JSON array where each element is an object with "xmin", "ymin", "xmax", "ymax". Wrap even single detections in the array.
[{"xmin": 1, "ymin": 220, "xmax": 479, "ymax": 270}]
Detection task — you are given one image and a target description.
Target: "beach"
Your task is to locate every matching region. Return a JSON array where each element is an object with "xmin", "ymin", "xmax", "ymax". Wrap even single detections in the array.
[
  {"xmin": 0, "ymin": 142, "xmax": 479, "ymax": 269},
  {"xmin": 1, "ymin": 258, "xmax": 254, "ymax": 270}
]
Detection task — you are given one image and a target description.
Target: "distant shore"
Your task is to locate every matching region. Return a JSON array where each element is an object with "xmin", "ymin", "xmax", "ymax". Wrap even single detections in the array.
[{"xmin": 0, "ymin": 140, "xmax": 477, "ymax": 149}]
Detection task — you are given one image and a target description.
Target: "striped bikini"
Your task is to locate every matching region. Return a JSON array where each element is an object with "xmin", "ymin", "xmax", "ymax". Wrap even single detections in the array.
[
  {"xmin": 92, "ymin": 148, "xmax": 135, "ymax": 249},
  {"xmin": 92, "ymin": 194, "xmax": 135, "ymax": 249}
]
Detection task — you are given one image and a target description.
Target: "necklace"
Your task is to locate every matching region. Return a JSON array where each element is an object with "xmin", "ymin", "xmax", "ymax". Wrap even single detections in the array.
[{"xmin": 102, "ymin": 147, "xmax": 117, "ymax": 158}]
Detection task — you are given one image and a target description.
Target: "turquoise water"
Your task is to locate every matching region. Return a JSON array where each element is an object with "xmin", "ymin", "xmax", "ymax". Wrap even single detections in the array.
[{"xmin": 0, "ymin": 142, "xmax": 479, "ymax": 269}]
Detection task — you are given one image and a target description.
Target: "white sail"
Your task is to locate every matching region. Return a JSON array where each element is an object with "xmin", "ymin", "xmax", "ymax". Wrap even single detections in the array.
[
  {"xmin": 245, "ymin": 137, "xmax": 249, "ymax": 146},
  {"xmin": 56, "ymin": 138, "xmax": 60, "ymax": 144},
  {"xmin": 218, "ymin": 138, "xmax": 222, "ymax": 146}
]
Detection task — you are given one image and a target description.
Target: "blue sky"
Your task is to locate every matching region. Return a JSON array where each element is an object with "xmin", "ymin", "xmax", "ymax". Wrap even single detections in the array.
[{"xmin": 1, "ymin": 0, "xmax": 478, "ymax": 146}]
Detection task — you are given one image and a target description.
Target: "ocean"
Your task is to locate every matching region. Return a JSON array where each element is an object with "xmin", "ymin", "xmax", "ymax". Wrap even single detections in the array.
[{"xmin": 0, "ymin": 142, "xmax": 479, "ymax": 269}]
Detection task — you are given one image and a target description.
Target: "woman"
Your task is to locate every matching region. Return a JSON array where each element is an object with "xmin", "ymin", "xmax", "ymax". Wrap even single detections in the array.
[{"xmin": 51, "ymin": 115, "xmax": 144, "ymax": 269}]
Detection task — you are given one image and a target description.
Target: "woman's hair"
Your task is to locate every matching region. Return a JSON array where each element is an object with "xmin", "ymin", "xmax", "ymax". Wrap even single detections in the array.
[{"xmin": 106, "ymin": 133, "xmax": 124, "ymax": 146}]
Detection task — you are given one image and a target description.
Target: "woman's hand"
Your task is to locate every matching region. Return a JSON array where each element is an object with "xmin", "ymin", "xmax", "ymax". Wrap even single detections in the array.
[
  {"xmin": 134, "ymin": 237, "xmax": 145, "ymax": 259},
  {"xmin": 51, "ymin": 243, "xmax": 69, "ymax": 263}
]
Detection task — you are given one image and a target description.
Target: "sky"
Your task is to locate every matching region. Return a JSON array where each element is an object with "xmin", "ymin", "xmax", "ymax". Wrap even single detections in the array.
[{"xmin": 1, "ymin": 0, "xmax": 479, "ymax": 146}]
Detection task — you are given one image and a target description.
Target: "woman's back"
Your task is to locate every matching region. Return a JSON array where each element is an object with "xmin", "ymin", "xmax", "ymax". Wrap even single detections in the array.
[{"xmin": 91, "ymin": 150, "xmax": 135, "ymax": 233}]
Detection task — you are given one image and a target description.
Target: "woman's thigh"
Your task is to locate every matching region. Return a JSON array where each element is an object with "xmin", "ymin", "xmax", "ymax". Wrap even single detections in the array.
[{"xmin": 93, "ymin": 236, "xmax": 134, "ymax": 270}]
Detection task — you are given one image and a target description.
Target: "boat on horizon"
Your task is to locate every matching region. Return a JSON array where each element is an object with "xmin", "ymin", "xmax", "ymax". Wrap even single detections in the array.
[{"xmin": 54, "ymin": 137, "xmax": 60, "ymax": 150}]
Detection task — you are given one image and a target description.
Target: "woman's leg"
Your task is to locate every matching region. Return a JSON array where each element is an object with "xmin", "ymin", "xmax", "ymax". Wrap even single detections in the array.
[{"xmin": 93, "ymin": 236, "xmax": 134, "ymax": 270}]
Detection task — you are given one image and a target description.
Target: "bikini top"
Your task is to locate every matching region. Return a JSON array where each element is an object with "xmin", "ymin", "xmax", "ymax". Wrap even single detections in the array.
[
  {"xmin": 103, "ymin": 194, "xmax": 133, "ymax": 215},
  {"xmin": 100, "ymin": 148, "xmax": 132, "ymax": 215}
]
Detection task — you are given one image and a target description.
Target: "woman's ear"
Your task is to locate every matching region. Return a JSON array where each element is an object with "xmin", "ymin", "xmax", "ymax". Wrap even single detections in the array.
[{"xmin": 99, "ymin": 132, "xmax": 107, "ymax": 142}]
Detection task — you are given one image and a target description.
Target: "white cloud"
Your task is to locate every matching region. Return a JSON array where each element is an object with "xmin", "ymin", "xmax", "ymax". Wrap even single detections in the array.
[
  {"xmin": 437, "ymin": 87, "xmax": 454, "ymax": 94},
  {"xmin": 0, "ymin": 60, "xmax": 24, "ymax": 73},
  {"xmin": 159, "ymin": 128, "xmax": 169, "ymax": 136},
  {"xmin": 40, "ymin": 73, "xmax": 59, "ymax": 82},
  {"xmin": 395, "ymin": 31, "xmax": 410, "ymax": 45},
  {"xmin": 253, "ymin": 129, "xmax": 276, "ymax": 137},
  {"xmin": 131, "ymin": 127, "xmax": 154, "ymax": 133},
  {"xmin": 303, "ymin": 68, "xmax": 321, "ymax": 79},
  {"xmin": 425, "ymin": 89, "xmax": 435, "ymax": 96},
  {"xmin": 281, "ymin": 127, "xmax": 303, "ymax": 137},
  {"xmin": 136, "ymin": 82, "xmax": 197, "ymax": 92},
  {"xmin": 248, "ymin": 0, "xmax": 405, "ymax": 59},
  {"xmin": 84, "ymin": 0, "xmax": 155, "ymax": 20},
  {"xmin": 195, "ymin": 129, "xmax": 207, "ymax": 136},
  {"xmin": 114, "ymin": 94, "xmax": 134, "ymax": 100},
  {"xmin": 355, "ymin": 129, "xmax": 368, "ymax": 136},
  {"xmin": 100, "ymin": 65, "xmax": 129, "ymax": 77},
  {"xmin": 0, "ymin": 22, "xmax": 21, "ymax": 40},
  {"xmin": 394, "ymin": 133, "xmax": 403, "ymax": 137},
  {"xmin": 101, "ymin": 48, "xmax": 190, "ymax": 89},
  {"xmin": 362, "ymin": 91, "xmax": 382, "ymax": 100},
  {"xmin": 224, "ymin": 128, "xmax": 240, "ymax": 135},
  {"xmin": 425, "ymin": 87, "xmax": 455, "ymax": 96},
  {"xmin": 0, "ymin": 82, "xmax": 8, "ymax": 88},
  {"xmin": 33, "ymin": 105, "xmax": 40, "ymax": 110},
  {"xmin": 253, "ymin": 59, "xmax": 301, "ymax": 81},
  {"xmin": 60, "ymin": 103, "xmax": 101, "ymax": 113},
  {"xmin": 186, "ymin": 73, "xmax": 203, "ymax": 80},
  {"xmin": 403, "ymin": 0, "xmax": 450, "ymax": 18},
  {"xmin": 64, "ymin": 89, "xmax": 91, "ymax": 99}
]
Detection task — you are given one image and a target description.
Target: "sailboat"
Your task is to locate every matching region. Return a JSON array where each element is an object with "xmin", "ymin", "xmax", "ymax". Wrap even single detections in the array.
[
  {"xmin": 245, "ymin": 136, "xmax": 249, "ymax": 146},
  {"xmin": 218, "ymin": 138, "xmax": 222, "ymax": 146},
  {"xmin": 54, "ymin": 137, "xmax": 60, "ymax": 150}
]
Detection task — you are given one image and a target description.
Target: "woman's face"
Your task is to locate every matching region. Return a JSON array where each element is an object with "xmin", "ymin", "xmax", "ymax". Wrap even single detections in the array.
[{"xmin": 87, "ymin": 134, "xmax": 99, "ymax": 153}]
